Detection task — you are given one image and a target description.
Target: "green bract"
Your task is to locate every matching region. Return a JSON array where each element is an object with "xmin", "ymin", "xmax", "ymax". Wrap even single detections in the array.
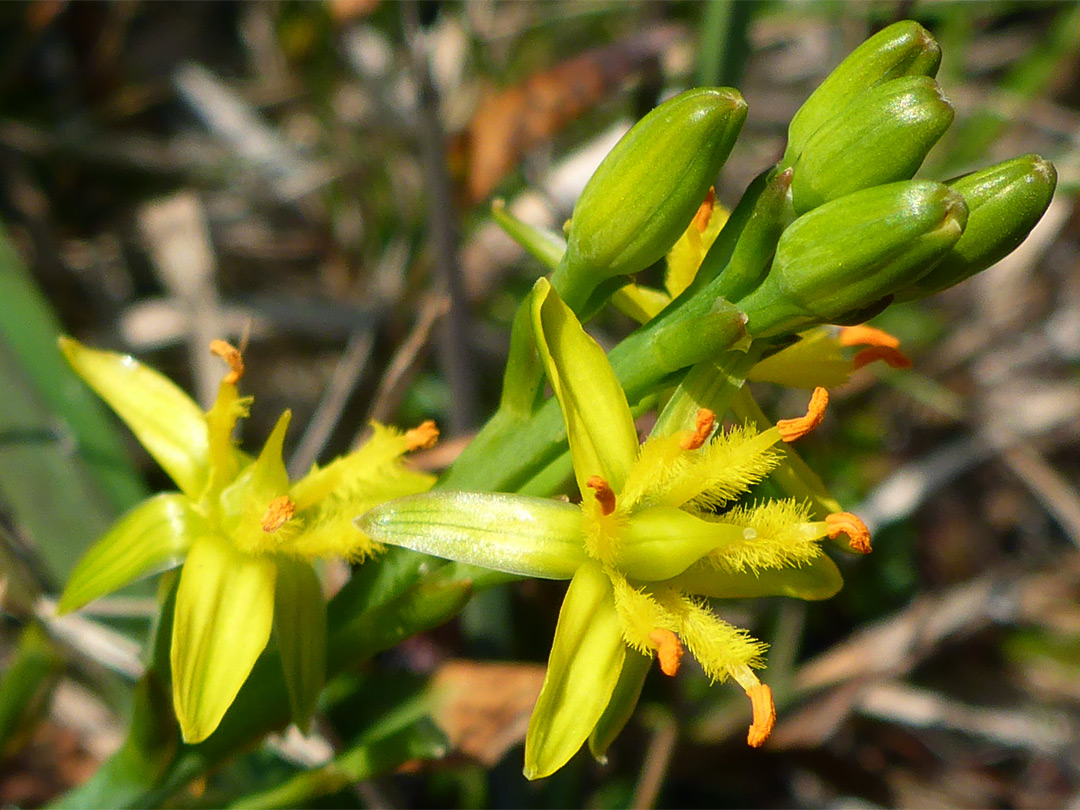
[
  {"xmin": 58, "ymin": 338, "xmax": 437, "ymax": 742},
  {"xmin": 784, "ymin": 20, "xmax": 941, "ymax": 165},
  {"xmin": 896, "ymin": 154, "xmax": 1058, "ymax": 299},
  {"xmin": 360, "ymin": 279, "xmax": 853, "ymax": 779},
  {"xmin": 738, "ymin": 180, "xmax": 968, "ymax": 336},
  {"xmin": 790, "ymin": 76, "xmax": 954, "ymax": 214},
  {"xmin": 556, "ymin": 87, "xmax": 747, "ymax": 307}
]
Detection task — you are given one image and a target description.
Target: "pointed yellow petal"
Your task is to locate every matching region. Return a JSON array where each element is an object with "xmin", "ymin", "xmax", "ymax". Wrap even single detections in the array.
[
  {"xmin": 609, "ymin": 283, "xmax": 671, "ymax": 324},
  {"xmin": 219, "ymin": 411, "xmax": 292, "ymax": 552},
  {"xmin": 530, "ymin": 278, "xmax": 638, "ymax": 498},
  {"xmin": 748, "ymin": 328, "xmax": 853, "ymax": 389},
  {"xmin": 171, "ymin": 535, "xmax": 276, "ymax": 743},
  {"xmin": 524, "ymin": 562, "xmax": 625, "ymax": 780},
  {"xmin": 58, "ymin": 493, "xmax": 205, "ymax": 614},
  {"xmin": 59, "ymin": 337, "xmax": 209, "ymax": 498}
]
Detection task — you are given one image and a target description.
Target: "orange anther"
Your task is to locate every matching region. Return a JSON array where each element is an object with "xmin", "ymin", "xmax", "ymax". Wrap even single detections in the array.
[
  {"xmin": 679, "ymin": 408, "xmax": 716, "ymax": 451},
  {"xmin": 692, "ymin": 187, "xmax": 716, "ymax": 234},
  {"xmin": 852, "ymin": 346, "xmax": 912, "ymax": 371},
  {"xmin": 838, "ymin": 325, "xmax": 901, "ymax": 349},
  {"xmin": 777, "ymin": 387, "xmax": 829, "ymax": 443},
  {"xmin": 261, "ymin": 496, "xmax": 295, "ymax": 533},
  {"xmin": 404, "ymin": 419, "xmax": 439, "ymax": 451},
  {"xmin": 826, "ymin": 512, "xmax": 872, "ymax": 554},
  {"xmin": 586, "ymin": 475, "xmax": 617, "ymax": 516},
  {"xmin": 745, "ymin": 683, "xmax": 776, "ymax": 748},
  {"xmin": 648, "ymin": 629, "xmax": 684, "ymax": 677},
  {"xmin": 209, "ymin": 339, "xmax": 244, "ymax": 384}
]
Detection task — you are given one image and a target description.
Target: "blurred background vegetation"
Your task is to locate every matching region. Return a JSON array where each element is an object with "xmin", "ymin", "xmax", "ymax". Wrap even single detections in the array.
[{"xmin": 1, "ymin": 1, "xmax": 1080, "ymax": 807}]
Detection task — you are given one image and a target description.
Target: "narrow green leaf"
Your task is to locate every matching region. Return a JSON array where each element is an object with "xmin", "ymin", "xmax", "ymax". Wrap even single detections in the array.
[
  {"xmin": 230, "ymin": 718, "xmax": 447, "ymax": 810},
  {"xmin": 171, "ymin": 535, "xmax": 276, "ymax": 743},
  {"xmin": 619, "ymin": 506, "xmax": 746, "ymax": 581},
  {"xmin": 273, "ymin": 558, "xmax": 326, "ymax": 732},
  {"xmin": 670, "ymin": 553, "xmax": 844, "ymax": 601},
  {"xmin": 58, "ymin": 493, "xmax": 205, "ymax": 614},
  {"xmin": 0, "ymin": 224, "xmax": 146, "ymax": 516},
  {"xmin": 0, "ymin": 624, "xmax": 64, "ymax": 756},
  {"xmin": 47, "ymin": 671, "xmax": 179, "ymax": 809},
  {"xmin": 524, "ymin": 561, "xmax": 625, "ymax": 780},
  {"xmin": 357, "ymin": 491, "xmax": 585, "ymax": 580},
  {"xmin": 491, "ymin": 199, "xmax": 566, "ymax": 271},
  {"xmin": 530, "ymin": 278, "xmax": 638, "ymax": 495},
  {"xmin": 59, "ymin": 337, "xmax": 210, "ymax": 499}
]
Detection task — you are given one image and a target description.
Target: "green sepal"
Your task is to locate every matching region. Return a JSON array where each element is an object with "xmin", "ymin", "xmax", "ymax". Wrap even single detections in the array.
[
  {"xmin": 740, "ymin": 180, "xmax": 968, "ymax": 337},
  {"xmin": 58, "ymin": 493, "xmax": 205, "ymax": 614},
  {"xmin": 587, "ymin": 648, "xmax": 650, "ymax": 762},
  {"xmin": 531, "ymin": 278, "xmax": 638, "ymax": 495},
  {"xmin": 560, "ymin": 88, "xmax": 747, "ymax": 294},
  {"xmin": 59, "ymin": 337, "xmax": 210, "ymax": 499},
  {"xmin": 791, "ymin": 76, "xmax": 954, "ymax": 214},
  {"xmin": 785, "ymin": 20, "xmax": 941, "ymax": 164},
  {"xmin": 171, "ymin": 534, "xmax": 277, "ymax": 743},
  {"xmin": 618, "ymin": 506, "xmax": 745, "ymax": 581},
  {"xmin": 670, "ymin": 553, "xmax": 843, "ymax": 601},
  {"xmin": 357, "ymin": 491, "xmax": 586, "ymax": 580},
  {"xmin": 492, "ymin": 199, "xmax": 566, "ymax": 272},
  {"xmin": 524, "ymin": 562, "xmax": 625, "ymax": 780},
  {"xmin": 273, "ymin": 558, "xmax": 326, "ymax": 733},
  {"xmin": 897, "ymin": 154, "xmax": 1057, "ymax": 299}
]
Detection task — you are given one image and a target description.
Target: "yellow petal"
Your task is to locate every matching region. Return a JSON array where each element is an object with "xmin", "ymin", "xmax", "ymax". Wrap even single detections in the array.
[{"xmin": 171, "ymin": 535, "xmax": 276, "ymax": 743}]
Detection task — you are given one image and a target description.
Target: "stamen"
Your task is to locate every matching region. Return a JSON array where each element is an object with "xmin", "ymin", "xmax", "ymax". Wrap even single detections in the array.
[
  {"xmin": 648, "ymin": 628, "xmax": 684, "ymax": 677},
  {"xmin": 679, "ymin": 408, "xmax": 716, "ymax": 450},
  {"xmin": 777, "ymin": 387, "xmax": 828, "ymax": 443},
  {"xmin": 209, "ymin": 339, "xmax": 244, "ymax": 384},
  {"xmin": 404, "ymin": 420, "xmax": 439, "ymax": 451},
  {"xmin": 826, "ymin": 512, "xmax": 872, "ymax": 554},
  {"xmin": 261, "ymin": 496, "xmax": 295, "ymax": 533},
  {"xmin": 852, "ymin": 346, "xmax": 912, "ymax": 370},
  {"xmin": 838, "ymin": 325, "xmax": 901, "ymax": 349},
  {"xmin": 692, "ymin": 187, "xmax": 716, "ymax": 234},
  {"xmin": 745, "ymin": 683, "xmax": 776, "ymax": 748},
  {"xmin": 586, "ymin": 475, "xmax": 617, "ymax": 516}
]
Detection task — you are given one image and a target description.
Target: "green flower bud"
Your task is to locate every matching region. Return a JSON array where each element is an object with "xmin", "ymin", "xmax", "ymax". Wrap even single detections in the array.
[
  {"xmin": 785, "ymin": 20, "xmax": 941, "ymax": 165},
  {"xmin": 739, "ymin": 181, "xmax": 968, "ymax": 337},
  {"xmin": 791, "ymin": 76, "xmax": 954, "ymax": 214},
  {"xmin": 557, "ymin": 88, "xmax": 747, "ymax": 307},
  {"xmin": 895, "ymin": 154, "xmax": 1057, "ymax": 300}
]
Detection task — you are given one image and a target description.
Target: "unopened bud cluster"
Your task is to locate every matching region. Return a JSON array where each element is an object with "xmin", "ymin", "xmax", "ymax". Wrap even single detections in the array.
[{"xmin": 560, "ymin": 21, "xmax": 1055, "ymax": 338}]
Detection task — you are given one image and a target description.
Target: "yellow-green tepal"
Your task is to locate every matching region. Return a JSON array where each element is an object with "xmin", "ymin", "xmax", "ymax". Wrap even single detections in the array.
[
  {"xmin": 557, "ymin": 88, "xmax": 746, "ymax": 305},
  {"xmin": 790, "ymin": 76, "xmax": 954, "ymax": 214},
  {"xmin": 896, "ymin": 154, "xmax": 1057, "ymax": 300},
  {"xmin": 738, "ymin": 181, "xmax": 968, "ymax": 337},
  {"xmin": 784, "ymin": 20, "xmax": 941, "ymax": 165}
]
